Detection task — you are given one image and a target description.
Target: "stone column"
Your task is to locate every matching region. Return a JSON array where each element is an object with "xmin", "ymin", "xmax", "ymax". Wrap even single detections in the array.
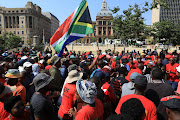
[
  {"xmin": 106, "ymin": 27, "xmax": 108, "ymax": 36},
  {"xmin": 27, "ymin": 16, "xmax": 29, "ymax": 28},
  {"xmin": 4, "ymin": 16, "xmax": 7, "ymax": 28},
  {"xmin": 15, "ymin": 16, "xmax": 17, "ymax": 28},
  {"xmin": 7, "ymin": 16, "xmax": 10, "ymax": 28},
  {"xmin": 111, "ymin": 27, "xmax": 113, "ymax": 36},
  {"xmin": 96, "ymin": 27, "xmax": 99, "ymax": 36},
  {"xmin": 101, "ymin": 26, "xmax": 103, "ymax": 36},
  {"xmin": 17, "ymin": 16, "xmax": 19, "ymax": 28},
  {"xmin": 11, "ymin": 16, "xmax": 14, "ymax": 28}
]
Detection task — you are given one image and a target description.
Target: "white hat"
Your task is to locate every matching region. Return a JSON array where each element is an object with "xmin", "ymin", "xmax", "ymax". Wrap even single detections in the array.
[
  {"xmin": 39, "ymin": 60, "xmax": 45, "ymax": 64},
  {"xmin": 176, "ymin": 65, "xmax": 180, "ymax": 73},
  {"xmin": 23, "ymin": 62, "xmax": 32, "ymax": 68},
  {"xmin": 47, "ymin": 53, "xmax": 51, "ymax": 57},
  {"xmin": 0, "ymin": 86, "xmax": 16, "ymax": 98},
  {"xmin": 102, "ymin": 52, "xmax": 107, "ymax": 55},
  {"xmin": 66, "ymin": 70, "xmax": 83, "ymax": 83},
  {"xmin": 21, "ymin": 56, "xmax": 28, "ymax": 60}
]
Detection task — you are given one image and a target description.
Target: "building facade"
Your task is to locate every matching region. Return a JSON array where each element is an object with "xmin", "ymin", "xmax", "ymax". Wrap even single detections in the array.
[
  {"xmin": 42, "ymin": 12, "xmax": 60, "ymax": 37},
  {"xmin": 152, "ymin": 0, "xmax": 180, "ymax": 25},
  {"xmin": 82, "ymin": 0, "xmax": 114, "ymax": 44},
  {"xmin": 0, "ymin": 2, "xmax": 51, "ymax": 45}
]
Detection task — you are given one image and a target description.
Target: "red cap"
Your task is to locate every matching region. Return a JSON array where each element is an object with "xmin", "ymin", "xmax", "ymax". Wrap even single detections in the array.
[
  {"xmin": 133, "ymin": 53, "xmax": 137, "ymax": 56},
  {"xmin": 146, "ymin": 55, "xmax": 151, "ymax": 59},
  {"xmin": 86, "ymin": 52, "xmax": 90, "ymax": 55},
  {"xmin": 101, "ymin": 68, "xmax": 111, "ymax": 74},
  {"xmin": 81, "ymin": 53, "xmax": 86, "ymax": 56},
  {"xmin": 45, "ymin": 65, "xmax": 52, "ymax": 70},
  {"xmin": 165, "ymin": 54, "xmax": 172, "ymax": 59},
  {"xmin": 62, "ymin": 53, "xmax": 66, "ymax": 56},
  {"xmin": 122, "ymin": 56, "xmax": 128, "ymax": 59},
  {"xmin": 99, "ymin": 54, "xmax": 105, "ymax": 59},
  {"xmin": 106, "ymin": 55, "xmax": 111, "ymax": 59}
]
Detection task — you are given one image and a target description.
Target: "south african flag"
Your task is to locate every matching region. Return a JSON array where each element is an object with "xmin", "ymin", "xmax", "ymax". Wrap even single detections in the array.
[{"xmin": 50, "ymin": 0, "xmax": 94, "ymax": 57}]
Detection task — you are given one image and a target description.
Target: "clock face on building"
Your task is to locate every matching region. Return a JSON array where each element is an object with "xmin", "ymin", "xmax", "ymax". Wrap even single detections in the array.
[{"xmin": 103, "ymin": 4, "xmax": 106, "ymax": 9}]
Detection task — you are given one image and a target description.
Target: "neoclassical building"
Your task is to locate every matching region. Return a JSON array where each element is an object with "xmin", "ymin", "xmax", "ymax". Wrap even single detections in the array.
[
  {"xmin": 0, "ymin": 2, "xmax": 59, "ymax": 45},
  {"xmin": 81, "ymin": 0, "xmax": 114, "ymax": 44}
]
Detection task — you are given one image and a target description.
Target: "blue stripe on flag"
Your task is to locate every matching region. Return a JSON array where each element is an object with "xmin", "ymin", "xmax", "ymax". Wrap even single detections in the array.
[{"xmin": 58, "ymin": 35, "xmax": 83, "ymax": 57}]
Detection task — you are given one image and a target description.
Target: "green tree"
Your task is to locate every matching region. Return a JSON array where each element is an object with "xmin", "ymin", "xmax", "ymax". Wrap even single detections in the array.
[
  {"xmin": 111, "ymin": 4, "xmax": 145, "ymax": 43},
  {"xmin": 152, "ymin": 21, "xmax": 175, "ymax": 44},
  {"xmin": 1, "ymin": 32, "xmax": 22, "ymax": 49}
]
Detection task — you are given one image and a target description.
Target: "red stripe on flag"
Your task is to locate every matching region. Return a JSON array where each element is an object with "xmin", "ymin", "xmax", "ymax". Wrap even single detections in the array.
[{"xmin": 50, "ymin": 11, "xmax": 75, "ymax": 45}]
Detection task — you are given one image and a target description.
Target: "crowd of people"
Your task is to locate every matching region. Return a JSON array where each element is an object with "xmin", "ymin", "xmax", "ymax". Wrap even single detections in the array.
[{"xmin": 0, "ymin": 48, "xmax": 180, "ymax": 120}]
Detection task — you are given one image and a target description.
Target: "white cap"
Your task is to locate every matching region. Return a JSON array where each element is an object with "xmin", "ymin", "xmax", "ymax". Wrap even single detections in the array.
[
  {"xmin": 23, "ymin": 62, "xmax": 32, "ymax": 68},
  {"xmin": 21, "ymin": 56, "xmax": 28, "ymax": 60},
  {"xmin": 39, "ymin": 59, "xmax": 45, "ymax": 64},
  {"xmin": 47, "ymin": 53, "xmax": 51, "ymax": 57},
  {"xmin": 18, "ymin": 66, "xmax": 25, "ymax": 73},
  {"xmin": 102, "ymin": 52, "xmax": 107, "ymax": 55},
  {"xmin": 176, "ymin": 65, "xmax": 180, "ymax": 73}
]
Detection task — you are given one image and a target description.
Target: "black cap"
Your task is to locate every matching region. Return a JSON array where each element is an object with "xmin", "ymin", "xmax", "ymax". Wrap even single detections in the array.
[
  {"xmin": 161, "ymin": 96, "xmax": 180, "ymax": 111},
  {"xmin": 134, "ymin": 75, "xmax": 147, "ymax": 87},
  {"xmin": 80, "ymin": 60, "xmax": 90, "ymax": 68}
]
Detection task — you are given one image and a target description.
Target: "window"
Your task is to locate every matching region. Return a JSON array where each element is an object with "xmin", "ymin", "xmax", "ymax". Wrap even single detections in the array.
[
  {"xmin": 16, "ymin": 11, "xmax": 19, "ymax": 13},
  {"xmin": 108, "ymin": 22, "xmax": 111, "ymax": 25},
  {"xmin": 17, "ymin": 32, "xmax": 19, "ymax": 34},
  {"xmin": 21, "ymin": 10, "xmax": 23, "ymax": 12},
  {"xmin": 0, "ymin": 31, "xmax": 1, "ymax": 34},
  {"xmin": 103, "ymin": 21, "xmax": 106, "ymax": 25},
  {"xmin": 99, "ymin": 31, "xmax": 101, "ymax": 35},
  {"xmin": 12, "ymin": 11, "xmax": 14, "ymax": 13},
  {"xmin": 22, "ymin": 31, "xmax": 24, "ymax": 34},
  {"xmin": 14, "ymin": 31, "xmax": 16, "ymax": 34},
  {"xmin": 22, "ymin": 25, "xmax": 23, "ymax": 28},
  {"xmin": 22, "ymin": 21, "xmax": 23, "ymax": 24},
  {"xmin": 99, "ymin": 21, "xmax": 102, "ymax": 25}
]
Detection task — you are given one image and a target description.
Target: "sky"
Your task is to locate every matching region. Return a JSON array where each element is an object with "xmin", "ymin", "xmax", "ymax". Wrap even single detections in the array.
[{"xmin": 0, "ymin": 0, "xmax": 152, "ymax": 25}]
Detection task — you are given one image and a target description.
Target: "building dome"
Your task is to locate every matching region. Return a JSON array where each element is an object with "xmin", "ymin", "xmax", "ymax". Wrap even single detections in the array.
[
  {"xmin": 97, "ymin": 0, "xmax": 112, "ymax": 17},
  {"xmin": 97, "ymin": 10, "xmax": 112, "ymax": 16}
]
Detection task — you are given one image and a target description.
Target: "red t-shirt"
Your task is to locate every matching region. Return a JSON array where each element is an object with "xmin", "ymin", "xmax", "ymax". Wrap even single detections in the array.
[
  {"xmin": 0, "ymin": 102, "xmax": 10, "ymax": 120},
  {"xmin": 58, "ymin": 83, "xmax": 76, "ymax": 118},
  {"xmin": 7, "ymin": 82, "xmax": 26, "ymax": 105},
  {"xmin": 101, "ymin": 82, "xmax": 116, "ymax": 103},
  {"xmin": 15, "ymin": 82, "xmax": 26, "ymax": 105},
  {"xmin": 151, "ymin": 55, "xmax": 157, "ymax": 62},
  {"xmin": 45, "ymin": 65, "xmax": 52, "ymax": 70},
  {"xmin": 111, "ymin": 62, "xmax": 116, "ymax": 68},
  {"xmin": 127, "ymin": 62, "xmax": 137, "ymax": 70},
  {"xmin": 115, "ymin": 94, "xmax": 157, "ymax": 120},
  {"xmin": 75, "ymin": 99, "xmax": 104, "ymax": 120},
  {"xmin": 166, "ymin": 63, "xmax": 179, "ymax": 82},
  {"xmin": 125, "ymin": 68, "xmax": 142, "ymax": 82}
]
